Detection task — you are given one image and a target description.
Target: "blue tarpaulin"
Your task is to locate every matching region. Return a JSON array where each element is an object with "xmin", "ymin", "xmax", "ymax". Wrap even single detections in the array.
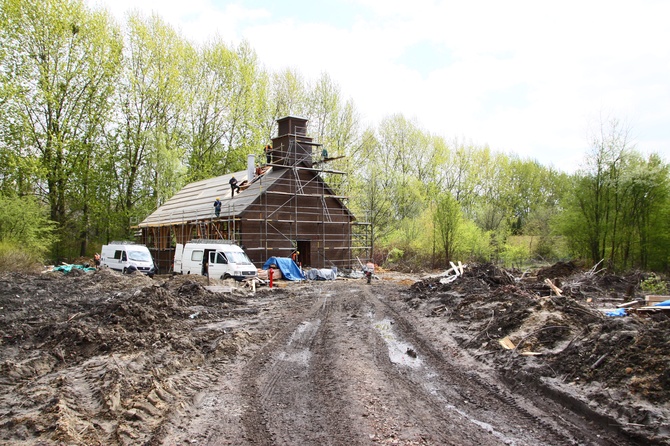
[
  {"xmin": 262, "ymin": 257, "xmax": 305, "ymax": 281},
  {"xmin": 605, "ymin": 308, "xmax": 628, "ymax": 317},
  {"xmin": 654, "ymin": 300, "xmax": 670, "ymax": 307}
]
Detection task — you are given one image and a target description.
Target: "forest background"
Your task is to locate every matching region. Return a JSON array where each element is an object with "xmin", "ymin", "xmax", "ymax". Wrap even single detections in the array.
[{"xmin": 1, "ymin": 0, "xmax": 668, "ymax": 272}]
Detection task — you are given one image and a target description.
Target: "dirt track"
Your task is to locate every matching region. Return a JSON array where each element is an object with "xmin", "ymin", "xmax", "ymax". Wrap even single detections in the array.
[{"xmin": 0, "ymin": 268, "xmax": 667, "ymax": 445}]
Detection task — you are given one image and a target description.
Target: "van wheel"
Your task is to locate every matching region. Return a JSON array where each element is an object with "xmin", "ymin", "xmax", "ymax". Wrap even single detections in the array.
[
  {"xmin": 122, "ymin": 268, "xmax": 127, "ymax": 274},
  {"xmin": 223, "ymin": 273, "xmax": 231, "ymax": 280}
]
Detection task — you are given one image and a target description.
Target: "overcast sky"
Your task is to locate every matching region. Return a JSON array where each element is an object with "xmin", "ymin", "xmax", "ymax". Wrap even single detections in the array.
[{"xmin": 87, "ymin": 0, "xmax": 669, "ymax": 173}]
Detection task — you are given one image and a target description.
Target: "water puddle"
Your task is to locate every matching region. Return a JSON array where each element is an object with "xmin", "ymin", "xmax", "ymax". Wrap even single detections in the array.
[
  {"xmin": 275, "ymin": 349, "xmax": 312, "ymax": 366},
  {"xmin": 195, "ymin": 319, "xmax": 247, "ymax": 331},
  {"xmin": 373, "ymin": 318, "xmax": 423, "ymax": 369},
  {"xmin": 444, "ymin": 404, "xmax": 518, "ymax": 445}
]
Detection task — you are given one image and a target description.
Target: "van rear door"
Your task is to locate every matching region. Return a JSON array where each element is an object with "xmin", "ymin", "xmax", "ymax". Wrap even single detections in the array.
[{"xmin": 174, "ymin": 244, "xmax": 184, "ymax": 273}]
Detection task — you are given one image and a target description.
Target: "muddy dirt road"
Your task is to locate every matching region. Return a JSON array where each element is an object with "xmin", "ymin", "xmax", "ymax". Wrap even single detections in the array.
[
  {"xmin": 165, "ymin": 281, "xmax": 619, "ymax": 446},
  {"xmin": 0, "ymin": 269, "xmax": 666, "ymax": 445}
]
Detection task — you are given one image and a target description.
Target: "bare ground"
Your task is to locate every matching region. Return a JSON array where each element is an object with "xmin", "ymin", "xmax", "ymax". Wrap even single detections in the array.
[{"xmin": 0, "ymin": 264, "xmax": 668, "ymax": 445}]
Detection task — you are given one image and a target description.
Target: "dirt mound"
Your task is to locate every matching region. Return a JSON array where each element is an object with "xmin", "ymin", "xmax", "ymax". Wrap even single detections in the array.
[
  {"xmin": 535, "ymin": 260, "xmax": 579, "ymax": 280},
  {"xmin": 0, "ymin": 269, "xmax": 271, "ymax": 445},
  {"xmin": 402, "ymin": 262, "xmax": 670, "ymax": 442}
]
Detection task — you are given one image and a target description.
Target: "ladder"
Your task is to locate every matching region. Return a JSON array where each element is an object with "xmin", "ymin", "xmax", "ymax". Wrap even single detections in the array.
[
  {"xmin": 196, "ymin": 221, "xmax": 208, "ymax": 238},
  {"xmin": 321, "ymin": 196, "xmax": 332, "ymax": 222}
]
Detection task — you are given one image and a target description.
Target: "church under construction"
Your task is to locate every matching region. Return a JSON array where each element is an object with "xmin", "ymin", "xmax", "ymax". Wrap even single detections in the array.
[{"xmin": 136, "ymin": 116, "xmax": 370, "ymax": 273}]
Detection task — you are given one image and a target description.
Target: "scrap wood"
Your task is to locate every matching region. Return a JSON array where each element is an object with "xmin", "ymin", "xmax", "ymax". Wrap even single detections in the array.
[
  {"xmin": 431, "ymin": 262, "xmax": 467, "ymax": 279},
  {"xmin": 544, "ymin": 278, "xmax": 563, "ymax": 296},
  {"xmin": 66, "ymin": 312, "xmax": 83, "ymax": 323},
  {"xmin": 439, "ymin": 275, "xmax": 459, "ymax": 284},
  {"xmin": 590, "ymin": 352, "xmax": 609, "ymax": 370},
  {"xmin": 504, "ymin": 325, "xmax": 570, "ymax": 365},
  {"xmin": 431, "ymin": 305, "xmax": 446, "ymax": 314},
  {"xmin": 645, "ymin": 295, "xmax": 669, "ymax": 305},
  {"xmin": 631, "ymin": 306, "xmax": 670, "ymax": 316},
  {"xmin": 437, "ymin": 262, "xmax": 467, "ymax": 284},
  {"xmin": 616, "ymin": 300, "xmax": 642, "ymax": 309},
  {"xmin": 499, "ymin": 336, "xmax": 516, "ymax": 350},
  {"xmin": 204, "ymin": 286, "xmax": 233, "ymax": 293},
  {"xmin": 586, "ymin": 259, "xmax": 606, "ymax": 277},
  {"xmin": 503, "ymin": 269, "xmax": 517, "ymax": 283}
]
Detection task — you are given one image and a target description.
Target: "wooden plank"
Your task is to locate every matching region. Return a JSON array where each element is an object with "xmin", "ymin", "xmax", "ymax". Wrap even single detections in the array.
[
  {"xmin": 204, "ymin": 286, "xmax": 233, "ymax": 293},
  {"xmin": 616, "ymin": 300, "xmax": 642, "ymax": 309},
  {"xmin": 544, "ymin": 278, "xmax": 563, "ymax": 296},
  {"xmin": 499, "ymin": 337, "xmax": 516, "ymax": 350},
  {"xmin": 645, "ymin": 295, "xmax": 669, "ymax": 305}
]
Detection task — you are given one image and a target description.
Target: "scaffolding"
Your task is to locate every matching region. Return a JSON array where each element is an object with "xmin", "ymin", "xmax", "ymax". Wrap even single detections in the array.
[{"xmin": 137, "ymin": 116, "xmax": 371, "ymax": 273}]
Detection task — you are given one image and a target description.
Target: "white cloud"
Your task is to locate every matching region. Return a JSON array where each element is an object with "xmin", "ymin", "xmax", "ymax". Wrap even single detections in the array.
[{"xmin": 86, "ymin": 0, "xmax": 670, "ymax": 172}]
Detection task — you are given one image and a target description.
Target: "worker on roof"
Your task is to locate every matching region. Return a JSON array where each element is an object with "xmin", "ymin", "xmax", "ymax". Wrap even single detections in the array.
[
  {"xmin": 229, "ymin": 176, "xmax": 240, "ymax": 197},
  {"xmin": 213, "ymin": 197, "xmax": 221, "ymax": 217},
  {"xmin": 264, "ymin": 144, "xmax": 273, "ymax": 164}
]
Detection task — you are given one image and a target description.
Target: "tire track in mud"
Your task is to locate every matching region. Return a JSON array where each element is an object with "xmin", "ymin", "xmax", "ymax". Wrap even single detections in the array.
[
  {"xmin": 241, "ymin": 283, "xmax": 569, "ymax": 445},
  {"xmin": 230, "ymin": 280, "xmax": 636, "ymax": 445},
  {"xmin": 375, "ymin": 282, "xmax": 635, "ymax": 446},
  {"xmin": 242, "ymin": 289, "xmax": 363, "ymax": 445}
]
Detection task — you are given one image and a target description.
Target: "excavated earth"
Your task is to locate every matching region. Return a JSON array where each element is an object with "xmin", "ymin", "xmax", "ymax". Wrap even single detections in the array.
[{"xmin": 0, "ymin": 264, "xmax": 668, "ymax": 445}]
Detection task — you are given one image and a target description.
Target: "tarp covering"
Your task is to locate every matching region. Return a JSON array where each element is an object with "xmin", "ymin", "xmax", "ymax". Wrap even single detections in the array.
[
  {"xmin": 305, "ymin": 268, "xmax": 337, "ymax": 281},
  {"xmin": 53, "ymin": 264, "xmax": 96, "ymax": 273},
  {"xmin": 654, "ymin": 300, "xmax": 670, "ymax": 307},
  {"xmin": 262, "ymin": 257, "xmax": 305, "ymax": 281},
  {"xmin": 605, "ymin": 308, "xmax": 628, "ymax": 317}
]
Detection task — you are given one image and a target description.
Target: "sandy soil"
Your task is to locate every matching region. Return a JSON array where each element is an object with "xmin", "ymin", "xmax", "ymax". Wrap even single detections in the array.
[{"xmin": 0, "ymin": 264, "xmax": 668, "ymax": 445}]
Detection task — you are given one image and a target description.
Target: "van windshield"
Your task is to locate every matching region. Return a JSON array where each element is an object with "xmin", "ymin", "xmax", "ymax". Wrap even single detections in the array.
[
  {"xmin": 224, "ymin": 251, "xmax": 251, "ymax": 265},
  {"xmin": 128, "ymin": 250, "xmax": 151, "ymax": 262}
]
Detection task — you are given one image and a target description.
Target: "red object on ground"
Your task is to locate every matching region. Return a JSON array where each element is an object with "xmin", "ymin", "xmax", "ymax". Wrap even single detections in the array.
[{"xmin": 269, "ymin": 268, "xmax": 274, "ymax": 288}]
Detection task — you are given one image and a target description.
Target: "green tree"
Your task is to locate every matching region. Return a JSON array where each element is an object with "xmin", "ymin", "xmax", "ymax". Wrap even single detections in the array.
[
  {"xmin": 349, "ymin": 129, "xmax": 393, "ymax": 258},
  {"xmin": 377, "ymin": 115, "xmax": 428, "ymax": 221},
  {"xmin": 559, "ymin": 117, "xmax": 670, "ymax": 270},
  {"xmin": 433, "ymin": 192, "xmax": 462, "ymax": 265},
  {"xmin": 114, "ymin": 12, "xmax": 189, "ymax": 230},
  {"xmin": 270, "ymin": 68, "xmax": 308, "ymax": 121},
  {"xmin": 0, "ymin": 0, "xmax": 122, "ymax": 258}
]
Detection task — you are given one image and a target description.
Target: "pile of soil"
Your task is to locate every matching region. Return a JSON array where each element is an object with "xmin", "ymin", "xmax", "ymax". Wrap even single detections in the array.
[
  {"xmin": 1, "ymin": 264, "xmax": 668, "ymax": 444},
  {"xmin": 401, "ymin": 263, "xmax": 670, "ymax": 442},
  {"xmin": 0, "ymin": 269, "xmax": 276, "ymax": 445}
]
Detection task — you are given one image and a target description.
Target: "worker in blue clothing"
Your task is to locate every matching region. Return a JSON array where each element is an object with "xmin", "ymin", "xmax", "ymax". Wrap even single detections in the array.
[{"xmin": 213, "ymin": 197, "xmax": 221, "ymax": 217}]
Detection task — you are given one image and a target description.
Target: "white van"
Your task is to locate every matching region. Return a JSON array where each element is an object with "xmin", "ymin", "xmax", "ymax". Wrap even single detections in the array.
[
  {"xmin": 174, "ymin": 240, "xmax": 257, "ymax": 280},
  {"xmin": 100, "ymin": 242, "xmax": 156, "ymax": 277}
]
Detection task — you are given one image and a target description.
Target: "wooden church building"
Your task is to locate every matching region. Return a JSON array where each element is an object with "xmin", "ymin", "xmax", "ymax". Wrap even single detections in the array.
[{"xmin": 137, "ymin": 116, "xmax": 366, "ymax": 273}]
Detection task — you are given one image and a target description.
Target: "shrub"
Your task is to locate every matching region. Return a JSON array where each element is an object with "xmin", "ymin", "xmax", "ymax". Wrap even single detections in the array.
[
  {"xmin": 0, "ymin": 241, "xmax": 45, "ymax": 272},
  {"xmin": 0, "ymin": 195, "xmax": 57, "ymax": 270},
  {"xmin": 640, "ymin": 273, "xmax": 668, "ymax": 295}
]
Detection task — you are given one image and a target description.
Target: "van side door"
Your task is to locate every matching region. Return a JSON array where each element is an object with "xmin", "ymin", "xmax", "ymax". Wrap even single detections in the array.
[
  {"xmin": 111, "ymin": 249, "xmax": 126, "ymax": 271},
  {"xmin": 208, "ymin": 251, "xmax": 228, "ymax": 279},
  {"xmin": 188, "ymin": 249, "xmax": 203, "ymax": 275}
]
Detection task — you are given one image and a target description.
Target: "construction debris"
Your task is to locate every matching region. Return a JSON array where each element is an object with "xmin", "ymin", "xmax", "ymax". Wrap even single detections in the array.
[{"xmin": 404, "ymin": 262, "xmax": 670, "ymax": 409}]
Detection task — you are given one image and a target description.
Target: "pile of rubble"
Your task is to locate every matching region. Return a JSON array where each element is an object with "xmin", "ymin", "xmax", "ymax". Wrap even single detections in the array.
[{"xmin": 403, "ymin": 263, "xmax": 670, "ymax": 442}]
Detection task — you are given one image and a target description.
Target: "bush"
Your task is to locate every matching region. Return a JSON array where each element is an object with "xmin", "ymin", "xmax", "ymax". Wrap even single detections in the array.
[
  {"xmin": 640, "ymin": 273, "xmax": 668, "ymax": 294},
  {"xmin": 0, "ymin": 241, "xmax": 45, "ymax": 272},
  {"xmin": 500, "ymin": 243, "xmax": 530, "ymax": 268},
  {"xmin": 0, "ymin": 195, "xmax": 57, "ymax": 269}
]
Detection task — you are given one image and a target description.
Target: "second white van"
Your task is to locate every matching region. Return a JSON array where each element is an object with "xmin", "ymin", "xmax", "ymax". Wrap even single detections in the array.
[
  {"xmin": 174, "ymin": 240, "xmax": 257, "ymax": 280},
  {"xmin": 100, "ymin": 242, "xmax": 156, "ymax": 277}
]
